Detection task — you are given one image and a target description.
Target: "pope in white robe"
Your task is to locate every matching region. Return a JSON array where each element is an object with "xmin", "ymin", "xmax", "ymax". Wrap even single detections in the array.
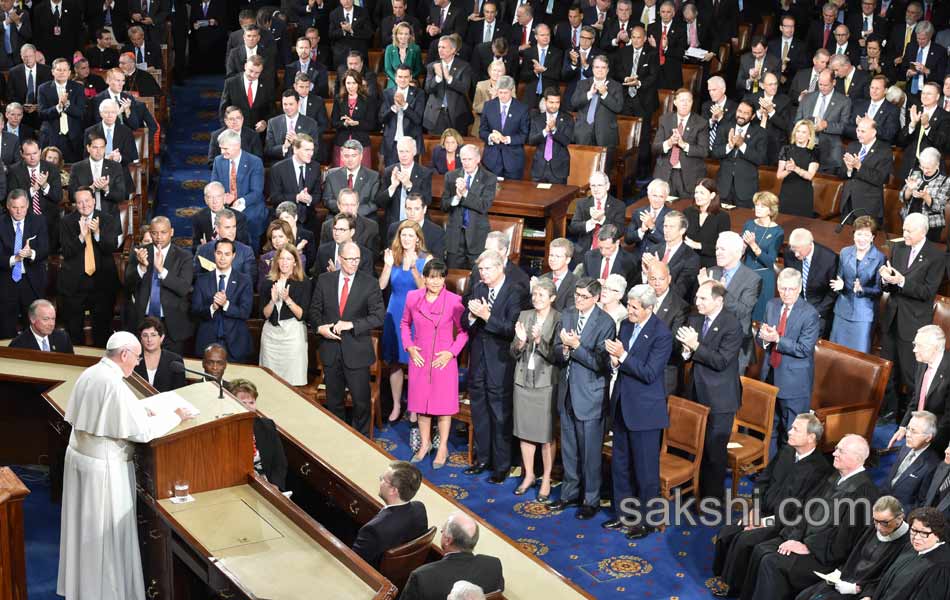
[{"xmin": 57, "ymin": 331, "xmax": 188, "ymax": 600}]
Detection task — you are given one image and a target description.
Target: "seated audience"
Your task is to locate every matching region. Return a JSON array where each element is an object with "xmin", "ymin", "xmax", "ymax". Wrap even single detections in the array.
[
  {"xmin": 192, "ymin": 181, "xmax": 253, "ymax": 249},
  {"xmin": 881, "ymin": 411, "xmax": 940, "ymax": 511},
  {"xmin": 863, "ymin": 507, "xmax": 950, "ymax": 599},
  {"xmin": 9, "ymin": 299, "xmax": 74, "ymax": 353},
  {"xmin": 134, "ymin": 317, "xmax": 186, "ymax": 392},
  {"xmin": 228, "ymin": 378, "xmax": 289, "ymax": 490},
  {"xmin": 352, "ymin": 461, "xmax": 428, "ymax": 568}
]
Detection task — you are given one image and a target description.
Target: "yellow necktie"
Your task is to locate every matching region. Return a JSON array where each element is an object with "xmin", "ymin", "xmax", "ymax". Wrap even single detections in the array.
[
  {"xmin": 84, "ymin": 222, "xmax": 96, "ymax": 276},
  {"xmin": 904, "ymin": 26, "xmax": 913, "ymax": 52}
]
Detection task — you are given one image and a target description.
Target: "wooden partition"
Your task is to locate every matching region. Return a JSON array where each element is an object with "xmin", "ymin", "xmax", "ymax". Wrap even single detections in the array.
[{"xmin": 0, "ymin": 467, "xmax": 29, "ymax": 600}]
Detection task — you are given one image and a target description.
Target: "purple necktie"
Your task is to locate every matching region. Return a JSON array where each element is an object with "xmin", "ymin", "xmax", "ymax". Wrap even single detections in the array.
[
  {"xmin": 544, "ymin": 132, "xmax": 553, "ymax": 160},
  {"xmin": 500, "ymin": 104, "xmax": 507, "ymax": 129}
]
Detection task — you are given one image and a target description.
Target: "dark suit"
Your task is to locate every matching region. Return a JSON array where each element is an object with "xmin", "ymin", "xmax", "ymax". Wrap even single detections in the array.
[
  {"xmin": 308, "ymin": 270, "xmax": 385, "ymax": 435},
  {"xmin": 283, "ymin": 58, "xmax": 330, "ymax": 98},
  {"xmin": 528, "ymin": 109, "xmax": 573, "ymax": 184},
  {"xmin": 378, "ymin": 85, "xmax": 425, "ymax": 166},
  {"xmin": 610, "ymin": 314, "xmax": 673, "ymax": 519},
  {"xmin": 263, "ymin": 113, "xmax": 321, "ymax": 160},
  {"xmin": 58, "ymin": 209, "xmax": 120, "ymax": 347},
  {"xmin": 190, "ymin": 207, "xmax": 252, "ymax": 249},
  {"xmin": 896, "ymin": 107, "xmax": 948, "ymax": 179},
  {"xmin": 781, "ymin": 242, "xmax": 839, "ymax": 333},
  {"xmin": 37, "ymin": 79, "xmax": 85, "ymax": 161},
  {"xmin": 568, "ymin": 194, "xmax": 625, "ymax": 256},
  {"xmin": 708, "ymin": 264, "xmax": 762, "ymax": 374},
  {"xmin": 685, "ymin": 308, "xmax": 743, "ymax": 502},
  {"xmin": 194, "ymin": 239, "xmax": 257, "ymax": 287},
  {"xmin": 844, "ymin": 98, "xmax": 900, "ymax": 144},
  {"xmin": 351, "ymin": 501, "xmax": 428, "ymax": 568},
  {"xmin": 611, "ymin": 44, "xmax": 660, "ymax": 119},
  {"xmin": 8, "ymin": 63, "xmax": 51, "ymax": 112},
  {"xmin": 125, "ymin": 243, "xmax": 195, "ymax": 350},
  {"xmin": 839, "ymin": 138, "xmax": 893, "ymax": 225},
  {"xmin": 208, "ymin": 126, "xmax": 264, "ymax": 164},
  {"xmin": 32, "ymin": 0, "xmax": 82, "ymax": 64},
  {"xmin": 330, "ymin": 95, "xmax": 377, "ymax": 148},
  {"xmin": 465, "ymin": 18, "xmax": 509, "ymax": 48},
  {"xmin": 6, "ymin": 160, "xmax": 62, "ymax": 251},
  {"xmin": 736, "ymin": 52, "xmax": 781, "ymax": 96},
  {"xmin": 320, "ymin": 215, "xmax": 380, "ymax": 252},
  {"xmin": 441, "ymin": 166, "xmax": 496, "ymax": 269},
  {"xmin": 903, "ymin": 352, "xmax": 950, "ymax": 457},
  {"xmin": 540, "ymin": 269, "xmax": 576, "ymax": 312},
  {"xmin": 570, "ymin": 77, "xmax": 623, "ymax": 151},
  {"xmin": 743, "ymin": 92, "xmax": 793, "ymax": 165},
  {"xmin": 387, "ymin": 219, "xmax": 445, "ymax": 261},
  {"xmin": 252, "ymin": 416, "xmax": 288, "ymax": 490},
  {"xmin": 879, "ymin": 444, "xmax": 938, "ymax": 510},
  {"xmin": 128, "ymin": 0, "xmax": 167, "ymax": 47},
  {"xmin": 312, "ymin": 241, "xmax": 374, "ymax": 277},
  {"xmin": 624, "ymin": 204, "xmax": 669, "ymax": 250},
  {"xmin": 328, "ymin": 5, "xmax": 374, "ymax": 65},
  {"xmin": 267, "ymin": 157, "xmax": 322, "ymax": 226},
  {"xmin": 518, "ymin": 44, "xmax": 563, "ymax": 109},
  {"xmin": 922, "ymin": 461, "xmax": 950, "ymax": 518},
  {"xmin": 806, "ymin": 19, "xmax": 840, "ymax": 55},
  {"xmin": 422, "ymin": 58, "xmax": 473, "ymax": 135},
  {"xmin": 400, "ymin": 552, "xmax": 504, "ymax": 600},
  {"xmin": 376, "ymin": 163, "xmax": 433, "ymax": 229},
  {"xmin": 581, "ymin": 247, "xmax": 637, "ymax": 289},
  {"xmin": 646, "ymin": 19, "xmax": 686, "ymax": 89},
  {"xmin": 124, "ymin": 40, "xmax": 163, "ymax": 70},
  {"xmin": 901, "ymin": 41, "xmax": 948, "ymax": 92},
  {"xmin": 225, "ymin": 43, "xmax": 278, "ymax": 91},
  {"xmin": 642, "ymin": 242, "xmax": 701, "ymax": 303},
  {"xmin": 0, "ymin": 8, "xmax": 31, "ymax": 68},
  {"xmin": 322, "ymin": 166, "xmax": 381, "ymax": 217},
  {"xmin": 0, "ymin": 213, "xmax": 48, "ymax": 338},
  {"xmin": 652, "ymin": 112, "xmax": 709, "ymax": 197},
  {"xmin": 880, "ymin": 240, "xmax": 945, "ymax": 418},
  {"xmin": 462, "ymin": 276, "xmax": 526, "ymax": 476},
  {"xmin": 134, "ymin": 349, "xmax": 187, "ymax": 392},
  {"xmin": 91, "ymin": 90, "xmax": 156, "ymax": 132},
  {"xmin": 767, "ymin": 36, "xmax": 808, "ymax": 84},
  {"xmin": 835, "ymin": 67, "xmax": 870, "ymax": 101},
  {"xmin": 653, "ymin": 289, "xmax": 688, "ymax": 395},
  {"xmin": 8, "ymin": 327, "xmax": 73, "ymax": 353},
  {"xmin": 191, "ymin": 269, "xmax": 253, "ymax": 362},
  {"xmin": 219, "ymin": 74, "xmax": 275, "ymax": 127},
  {"xmin": 479, "ymin": 97, "xmax": 529, "ymax": 180},
  {"xmin": 561, "ymin": 47, "xmax": 603, "ymax": 106},
  {"xmin": 83, "ymin": 122, "xmax": 138, "ymax": 188},
  {"xmin": 712, "ymin": 121, "xmax": 767, "ymax": 208},
  {"xmin": 68, "ymin": 158, "xmax": 127, "ymax": 219}
]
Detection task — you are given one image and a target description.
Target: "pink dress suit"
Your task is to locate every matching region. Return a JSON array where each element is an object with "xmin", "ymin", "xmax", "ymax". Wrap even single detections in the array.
[{"xmin": 401, "ymin": 287, "xmax": 469, "ymax": 415}]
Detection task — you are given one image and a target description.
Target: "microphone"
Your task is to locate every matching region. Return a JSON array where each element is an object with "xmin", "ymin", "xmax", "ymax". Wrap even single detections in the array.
[
  {"xmin": 170, "ymin": 361, "xmax": 225, "ymax": 399},
  {"xmin": 834, "ymin": 207, "xmax": 869, "ymax": 234}
]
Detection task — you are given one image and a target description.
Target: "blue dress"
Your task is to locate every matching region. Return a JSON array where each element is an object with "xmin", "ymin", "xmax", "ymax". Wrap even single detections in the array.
[
  {"xmin": 741, "ymin": 220, "xmax": 784, "ymax": 323},
  {"xmin": 382, "ymin": 256, "xmax": 426, "ymax": 364}
]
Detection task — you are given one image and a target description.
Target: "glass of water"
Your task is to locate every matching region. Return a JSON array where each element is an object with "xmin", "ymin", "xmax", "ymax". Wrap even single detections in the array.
[{"xmin": 173, "ymin": 480, "xmax": 190, "ymax": 499}]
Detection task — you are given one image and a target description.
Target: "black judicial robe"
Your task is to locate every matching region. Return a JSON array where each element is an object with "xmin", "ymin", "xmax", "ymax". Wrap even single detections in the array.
[
  {"xmin": 795, "ymin": 524, "xmax": 910, "ymax": 600},
  {"xmin": 714, "ymin": 447, "xmax": 833, "ymax": 589},
  {"xmin": 871, "ymin": 544, "xmax": 950, "ymax": 600}
]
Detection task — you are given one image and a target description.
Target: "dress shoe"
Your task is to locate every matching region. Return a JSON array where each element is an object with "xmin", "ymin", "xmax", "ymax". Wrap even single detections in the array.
[
  {"xmin": 513, "ymin": 478, "xmax": 536, "ymax": 495},
  {"xmin": 575, "ymin": 505, "xmax": 599, "ymax": 520},
  {"xmin": 601, "ymin": 518, "xmax": 626, "ymax": 530},
  {"xmin": 409, "ymin": 444, "xmax": 431, "ymax": 464},
  {"xmin": 546, "ymin": 498, "xmax": 580, "ymax": 511},
  {"xmin": 625, "ymin": 524, "xmax": 656, "ymax": 539},
  {"xmin": 463, "ymin": 463, "xmax": 489, "ymax": 476},
  {"xmin": 488, "ymin": 473, "xmax": 507, "ymax": 484}
]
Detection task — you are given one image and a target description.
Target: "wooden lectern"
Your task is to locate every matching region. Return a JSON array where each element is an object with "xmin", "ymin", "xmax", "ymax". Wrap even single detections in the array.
[{"xmin": 0, "ymin": 467, "xmax": 29, "ymax": 600}]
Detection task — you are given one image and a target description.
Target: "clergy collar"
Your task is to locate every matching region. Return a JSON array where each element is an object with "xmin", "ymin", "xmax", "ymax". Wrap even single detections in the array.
[{"xmin": 878, "ymin": 521, "xmax": 909, "ymax": 542}]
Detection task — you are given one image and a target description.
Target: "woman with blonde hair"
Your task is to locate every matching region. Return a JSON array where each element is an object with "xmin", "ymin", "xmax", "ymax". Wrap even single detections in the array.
[
  {"xmin": 777, "ymin": 119, "xmax": 820, "ymax": 217},
  {"xmin": 431, "ymin": 128, "xmax": 464, "ymax": 174},
  {"xmin": 260, "ymin": 245, "xmax": 312, "ymax": 385},
  {"xmin": 741, "ymin": 191, "xmax": 784, "ymax": 322},
  {"xmin": 472, "ymin": 60, "xmax": 505, "ymax": 136},
  {"xmin": 381, "ymin": 220, "xmax": 430, "ymax": 424},
  {"xmin": 383, "ymin": 22, "xmax": 422, "ymax": 87}
]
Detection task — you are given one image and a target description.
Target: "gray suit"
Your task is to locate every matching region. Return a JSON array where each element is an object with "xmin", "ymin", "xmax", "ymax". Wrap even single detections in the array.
[
  {"xmin": 553, "ymin": 305, "xmax": 614, "ymax": 507},
  {"xmin": 652, "ymin": 112, "xmax": 709, "ymax": 197},
  {"xmin": 441, "ymin": 167, "xmax": 497, "ymax": 269},
  {"xmin": 322, "ymin": 166, "xmax": 381, "ymax": 216},
  {"xmin": 570, "ymin": 78, "xmax": 624, "ymax": 149},
  {"xmin": 794, "ymin": 90, "xmax": 851, "ymax": 176},
  {"xmin": 708, "ymin": 264, "xmax": 762, "ymax": 374},
  {"xmin": 923, "ymin": 462, "xmax": 950, "ymax": 518},
  {"xmin": 263, "ymin": 113, "xmax": 322, "ymax": 160}
]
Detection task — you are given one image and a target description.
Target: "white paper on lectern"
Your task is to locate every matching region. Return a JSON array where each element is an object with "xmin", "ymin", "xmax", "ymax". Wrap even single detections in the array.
[{"xmin": 141, "ymin": 391, "xmax": 201, "ymax": 420}]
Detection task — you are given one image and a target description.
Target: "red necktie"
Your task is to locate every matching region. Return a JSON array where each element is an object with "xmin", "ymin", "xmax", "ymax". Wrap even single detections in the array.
[
  {"xmin": 347, "ymin": 172, "xmax": 354, "ymax": 188},
  {"xmin": 30, "ymin": 168, "xmax": 41, "ymax": 214},
  {"xmin": 662, "ymin": 246, "xmax": 671, "ymax": 263},
  {"xmin": 618, "ymin": 23, "xmax": 626, "ymax": 48},
  {"xmin": 573, "ymin": 28, "xmax": 579, "ymax": 48},
  {"xmin": 600, "ymin": 256, "xmax": 610, "ymax": 279},
  {"xmin": 246, "ymin": 80, "xmax": 254, "ymax": 106},
  {"xmin": 769, "ymin": 307, "xmax": 789, "ymax": 369},
  {"xmin": 670, "ymin": 120, "xmax": 684, "ymax": 167},
  {"xmin": 590, "ymin": 199, "xmax": 602, "ymax": 249},
  {"xmin": 339, "ymin": 276, "xmax": 350, "ymax": 316},
  {"xmin": 919, "ymin": 364, "xmax": 936, "ymax": 411},
  {"xmin": 823, "ymin": 25, "xmax": 831, "ymax": 48},
  {"xmin": 660, "ymin": 25, "xmax": 667, "ymax": 65},
  {"xmin": 522, "ymin": 27, "xmax": 528, "ymax": 46},
  {"xmin": 229, "ymin": 160, "xmax": 237, "ymax": 195}
]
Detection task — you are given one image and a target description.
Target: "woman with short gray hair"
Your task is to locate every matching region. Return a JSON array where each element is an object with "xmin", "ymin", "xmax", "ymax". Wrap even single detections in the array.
[
  {"xmin": 599, "ymin": 274, "xmax": 628, "ymax": 329},
  {"xmin": 901, "ymin": 147, "xmax": 949, "ymax": 242}
]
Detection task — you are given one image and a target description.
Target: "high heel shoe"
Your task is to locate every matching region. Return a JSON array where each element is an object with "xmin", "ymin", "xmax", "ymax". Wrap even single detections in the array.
[
  {"xmin": 513, "ymin": 477, "xmax": 537, "ymax": 495},
  {"xmin": 410, "ymin": 444, "xmax": 432, "ymax": 464}
]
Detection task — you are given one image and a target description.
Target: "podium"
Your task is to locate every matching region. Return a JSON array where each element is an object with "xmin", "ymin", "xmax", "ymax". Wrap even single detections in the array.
[
  {"xmin": 0, "ymin": 467, "xmax": 29, "ymax": 600},
  {"xmin": 131, "ymin": 381, "xmax": 256, "ymax": 500}
]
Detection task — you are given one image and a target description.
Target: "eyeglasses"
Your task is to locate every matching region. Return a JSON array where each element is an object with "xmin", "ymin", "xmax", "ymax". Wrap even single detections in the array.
[
  {"xmin": 910, "ymin": 528, "xmax": 935, "ymax": 538},
  {"xmin": 340, "ymin": 256, "xmax": 360, "ymax": 263},
  {"xmin": 574, "ymin": 292, "xmax": 594, "ymax": 300},
  {"xmin": 906, "ymin": 428, "xmax": 929, "ymax": 437},
  {"xmin": 332, "ymin": 227, "xmax": 352, "ymax": 233},
  {"xmin": 873, "ymin": 517, "xmax": 898, "ymax": 526}
]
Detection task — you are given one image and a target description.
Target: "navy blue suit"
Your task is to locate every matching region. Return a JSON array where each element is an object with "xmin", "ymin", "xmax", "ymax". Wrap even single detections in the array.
[
  {"xmin": 845, "ymin": 98, "xmax": 900, "ymax": 143},
  {"xmin": 478, "ymin": 97, "xmax": 529, "ymax": 180},
  {"xmin": 624, "ymin": 205, "xmax": 670, "ymax": 250},
  {"xmin": 880, "ymin": 444, "xmax": 938, "ymax": 511},
  {"xmin": 191, "ymin": 269, "xmax": 253, "ymax": 362},
  {"xmin": 0, "ymin": 214, "xmax": 49, "ymax": 338},
  {"xmin": 759, "ymin": 297, "xmax": 821, "ymax": 446},
  {"xmin": 462, "ymin": 277, "xmax": 528, "ymax": 476},
  {"xmin": 37, "ymin": 79, "xmax": 85, "ymax": 162},
  {"xmin": 610, "ymin": 314, "xmax": 673, "ymax": 519},
  {"xmin": 210, "ymin": 151, "xmax": 267, "ymax": 247},
  {"xmin": 194, "ymin": 239, "xmax": 258, "ymax": 290}
]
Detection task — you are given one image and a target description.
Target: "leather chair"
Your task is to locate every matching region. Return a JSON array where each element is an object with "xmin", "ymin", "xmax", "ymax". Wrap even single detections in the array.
[
  {"xmin": 682, "ymin": 64, "xmax": 702, "ymax": 99},
  {"xmin": 932, "ymin": 295, "xmax": 950, "ymax": 349},
  {"xmin": 652, "ymin": 89, "xmax": 675, "ymax": 131},
  {"xmin": 812, "ymin": 173, "xmax": 844, "ymax": 220},
  {"xmin": 733, "ymin": 23, "xmax": 751, "ymax": 55},
  {"xmin": 883, "ymin": 187, "xmax": 903, "ymax": 236},
  {"xmin": 523, "ymin": 144, "xmax": 536, "ymax": 181},
  {"xmin": 615, "ymin": 115, "xmax": 643, "ymax": 199},
  {"xmin": 368, "ymin": 49, "xmax": 383, "ymax": 73},
  {"xmin": 810, "ymin": 339, "xmax": 892, "ymax": 452},
  {"xmin": 659, "ymin": 395, "xmax": 710, "ymax": 499},
  {"xmin": 758, "ymin": 165, "xmax": 780, "ymax": 196},
  {"xmin": 705, "ymin": 158, "xmax": 720, "ymax": 183},
  {"xmin": 566, "ymin": 144, "xmax": 607, "ymax": 210},
  {"xmin": 308, "ymin": 332, "xmax": 383, "ymax": 439},
  {"xmin": 378, "ymin": 526, "xmax": 437, "ymax": 591},
  {"xmin": 888, "ymin": 147, "xmax": 904, "ymax": 188},
  {"xmin": 486, "ymin": 215, "xmax": 525, "ymax": 264},
  {"xmin": 727, "ymin": 376, "xmax": 779, "ymax": 498}
]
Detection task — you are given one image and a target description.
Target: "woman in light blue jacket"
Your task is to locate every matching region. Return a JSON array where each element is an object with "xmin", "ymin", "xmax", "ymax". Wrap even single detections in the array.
[{"xmin": 829, "ymin": 216, "xmax": 885, "ymax": 353}]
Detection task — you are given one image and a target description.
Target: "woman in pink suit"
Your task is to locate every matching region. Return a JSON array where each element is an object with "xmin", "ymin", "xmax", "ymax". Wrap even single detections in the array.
[{"xmin": 401, "ymin": 259, "xmax": 469, "ymax": 469}]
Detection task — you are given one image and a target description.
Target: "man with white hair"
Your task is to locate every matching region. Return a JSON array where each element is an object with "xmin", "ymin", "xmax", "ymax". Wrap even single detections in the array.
[
  {"xmin": 758, "ymin": 268, "xmax": 821, "ymax": 448},
  {"xmin": 896, "ymin": 81, "xmax": 947, "ymax": 180},
  {"xmin": 838, "ymin": 115, "xmax": 892, "ymax": 225},
  {"xmin": 701, "ymin": 76, "xmax": 736, "ymax": 151},
  {"xmin": 881, "ymin": 410, "xmax": 939, "ymax": 510},
  {"xmin": 878, "ymin": 212, "xmax": 944, "ymax": 422},
  {"xmin": 479, "ymin": 75, "xmax": 529, "ymax": 180},
  {"xmin": 700, "ymin": 231, "xmax": 762, "ymax": 373},
  {"xmin": 741, "ymin": 434, "xmax": 878, "ymax": 600},
  {"xmin": 377, "ymin": 136, "xmax": 434, "ymax": 230},
  {"xmin": 210, "ymin": 128, "xmax": 267, "ymax": 246},
  {"xmin": 781, "ymin": 228, "xmax": 838, "ymax": 336},
  {"xmin": 84, "ymin": 97, "xmax": 138, "ymax": 187},
  {"xmin": 569, "ymin": 170, "xmax": 626, "ymax": 258},
  {"xmin": 58, "ymin": 331, "xmax": 193, "ymax": 600},
  {"xmin": 442, "ymin": 144, "xmax": 497, "ymax": 269},
  {"xmin": 447, "ymin": 581, "xmax": 485, "ymax": 600},
  {"xmin": 889, "ymin": 325, "xmax": 950, "ymax": 455},
  {"xmin": 625, "ymin": 178, "xmax": 671, "ymax": 250}
]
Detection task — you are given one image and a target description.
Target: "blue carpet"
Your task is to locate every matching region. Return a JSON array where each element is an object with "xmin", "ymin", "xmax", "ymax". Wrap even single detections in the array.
[{"xmin": 15, "ymin": 465, "xmax": 59, "ymax": 600}]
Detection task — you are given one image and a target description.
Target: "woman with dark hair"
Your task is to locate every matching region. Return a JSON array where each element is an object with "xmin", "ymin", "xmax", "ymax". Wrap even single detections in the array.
[
  {"xmin": 134, "ymin": 316, "xmax": 186, "ymax": 392},
  {"xmin": 258, "ymin": 219, "xmax": 307, "ymax": 291},
  {"xmin": 400, "ymin": 259, "xmax": 468, "ymax": 468},
  {"xmin": 684, "ymin": 178, "xmax": 731, "ymax": 268},
  {"xmin": 260, "ymin": 245, "xmax": 312, "ymax": 386},
  {"xmin": 830, "ymin": 215, "xmax": 885, "ymax": 354},
  {"xmin": 228, "ymin": 378, "xmax": 289, "ymax": 490},
  {"xmin": 867, "ymin": 507, "xmax": 950, "ymax": 600},
  {"xmin": 331, "ymin": 69, "xmax": 377, "ymax": 167},
  {"xmin": 381, "ymin": 220, "xmax": 429, "ymax": 425}
]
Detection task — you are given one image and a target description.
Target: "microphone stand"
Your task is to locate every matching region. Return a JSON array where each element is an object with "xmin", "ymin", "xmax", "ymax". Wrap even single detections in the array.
[{"xmin": 172, "ymin": 363, "xmax": 225, "ymax": 399}]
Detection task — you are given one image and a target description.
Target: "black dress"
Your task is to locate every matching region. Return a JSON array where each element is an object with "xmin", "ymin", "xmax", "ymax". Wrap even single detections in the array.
[
  {"xmin": 684, "ymin": 205, "xmax": 731, "ymax": 268},
  {"xmin": 778, "ymin": 144, "xmax": 820, "ymax": 217}
]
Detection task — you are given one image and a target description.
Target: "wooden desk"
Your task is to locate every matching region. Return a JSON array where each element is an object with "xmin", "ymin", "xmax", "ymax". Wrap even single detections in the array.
[
  {"xmin": 3, "ymin": 346, "xmax": 592, "ymax": 600},
  {"xmin": 431, "ymin": 174, "xmax": 579, "ymax": 260}
]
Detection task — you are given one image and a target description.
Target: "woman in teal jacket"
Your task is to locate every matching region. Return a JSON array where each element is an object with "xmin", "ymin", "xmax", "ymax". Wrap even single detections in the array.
[{"xmin": 384, "ymin": 22, "xmax": 423, "ymax": 88}]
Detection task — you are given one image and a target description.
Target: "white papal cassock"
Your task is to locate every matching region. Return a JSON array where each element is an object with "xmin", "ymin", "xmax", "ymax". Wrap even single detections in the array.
[{"xmin": 56, "ymin": 358, "xmax": 181, "ymax": 600}]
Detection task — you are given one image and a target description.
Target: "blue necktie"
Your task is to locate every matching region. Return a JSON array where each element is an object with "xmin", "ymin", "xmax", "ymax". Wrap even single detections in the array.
[
  {"xmin": 722, "ymin": 268, "xmax": 733, "ymax": 288},
  {"xmin": 41, "ymin": 337, "xmax": 49, "ymax": 351},
  {"xmin": 701, "ymin": 317, "xmax": 711, "ymax": 337},
  {"xmin": 26, "ymin": 69, "xmax": 34, "ymax": 104},
  {"xmin": 147, "ymin": 249, "xmax": 163, "ymax": 317},
  {"xmin": 11, "ymin": 221, "xmax": 23, "ymax": 282},
  {"xmin": 105, "ymin": 128, "xmax": 113, "ymax": 154},
  {"xmin": 3, "ymin": 22, "xmax": 11, "ymax": 55},
  {"xmin": 858, "ymin": 145, "xmax": 868, "ymax": 161},
  {"xmin": 536, "ymin": 48, "xmax": 546, "ymax": 94},
  {"xmin": 500, "ymin": 104, "xmax": 507, "ymax": 129},
  {"xmin": 216, "ymin": 274, "xmax": 226, "ymax": 338},
  {"xmin": 586, "ymin": 90, "xmax": 599, "ymax": 124},
  {"xmin": 912, "ymin": 47, "xmax": 924, "ymax": 94},
  {"xmin": 802, "ymin": 257, "xmax": 810, "ymax": 299},
  {"xmin": 628, "ymin": 323, "xmax": 641, "ymax": 349},
  {"xmin": 462, "ymin": 174, "xmax": 471, "ymax": 228}
]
